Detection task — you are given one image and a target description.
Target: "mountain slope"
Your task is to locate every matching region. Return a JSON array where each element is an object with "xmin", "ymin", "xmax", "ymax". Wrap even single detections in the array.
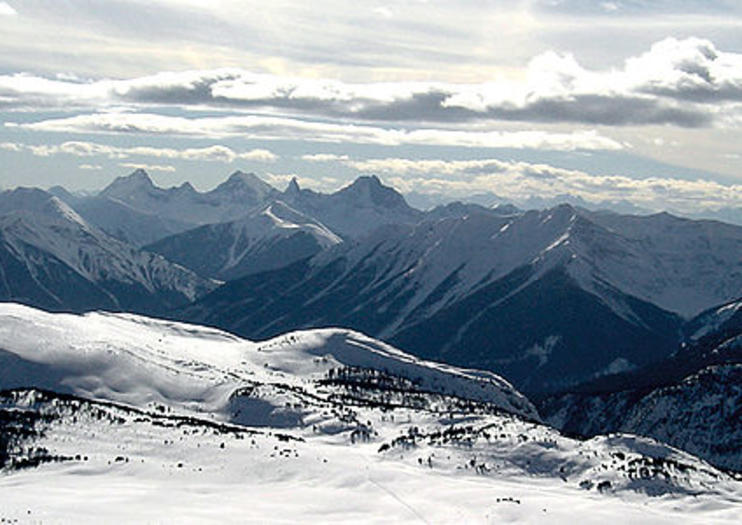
[
  {"xmin": 145, "ymin": 201, "xmax": 342, "ymax": 280},
  {"xmin": 0, "ymin": 303, "xmax": 740, "ymax": 522},
  {"xmin": 538, "ymin": 300, "xmax": 742, "ymax": 471},
  {"xmin": 180, "ymin": 205, "xmax": 699, "ymax": 393},
  {"xmin": 584, "ymin": 210, "xmax": 742, "ymax": 317},
  {"xmin": 73, "ymin": 196, "xmax": 193, "ymax": 247},
  {"xmin": 0, "ymin": 188, "xmax": 215, "ymax": 314},
  {"xmin": 180, "ymin": 204, "xmax": 742, "ymax": 393}
]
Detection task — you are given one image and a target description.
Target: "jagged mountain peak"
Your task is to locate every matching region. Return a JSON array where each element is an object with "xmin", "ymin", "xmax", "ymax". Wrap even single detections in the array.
[
  {"xmin": 210, "ymin": 171, "xmax": 277, "ymax": 204},
  {"xmin": 336, "ymin": 174, "xmax": 410, "ymax": 209},
  {"xmin": 110, "ymin": 168, "xmax": 154, "ymax": 188},
  {"xmin": 216, "ymin": 170, "xmax": 273, "ymax": 191},
  {"xmin": 99, "ymin": 169, "xmax": 157, "ymax": 200},
  {"xmin": 285, "ymin": 176, "xmax": 301, "ymax": 195}
]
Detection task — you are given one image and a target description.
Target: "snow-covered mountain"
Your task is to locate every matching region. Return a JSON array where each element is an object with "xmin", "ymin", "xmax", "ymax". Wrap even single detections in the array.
[
  {"xmin": 279, "ymin": 175, "xmax": 423, "ymax": 239},
  {"xmin": 538, "ymin": 300, "xmax": 742, "ymax": 471},
  {"xmin": 57, "ymin": 171, "xmax": 421, "ymax": 246},
  {"xmin": 75, "ymin": 196, "xmax": 193, "ymax": 247},
  {"xmin": 145, "ymin": 200, "xmax": 342, "ymax": 280},
  {"xmin": 99, "ymin": 169, "xmax": 279, "ymax": 226},
  {"xmin": 1, "ymin": 303, "xmax": 739, "ymax": 522},
  {"xmin": 683, "ymin": 297, "xmax": 742, "ymax": 345},
  {"xmin": 49, "ymin": 184, "xmax": 193, "ymax": 247},
  {"xmin": 180, "ymin": 203, "xmax": 742, "ymax": 392},
  {"xmin": 0, "ymin": 188, "xmax": 216, "ymax": 314},
  {"xmin": 583, "ymin": 210, "xmax": 742, "ymax": 317}
]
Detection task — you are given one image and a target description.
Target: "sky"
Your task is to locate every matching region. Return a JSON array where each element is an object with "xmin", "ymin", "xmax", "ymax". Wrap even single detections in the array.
[{"xmin": 2, "ymin": 0, "xmax": 742, "ymax": 213}]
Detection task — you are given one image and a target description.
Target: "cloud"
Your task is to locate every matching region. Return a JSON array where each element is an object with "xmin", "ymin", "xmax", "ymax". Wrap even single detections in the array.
[
  {"xmin": 119, "ymin": 162, "xmax": 175, "ymax": 172},
  {"xmin": 372, "ymin": 6, "xmax": 394, "ymax": 18},
  {"xmin": 624, "ymin": 38, "xmax": 742, "ymax": 104},
  {"xmin": 79, "ymin": 164, "xmax": 102, "ymax": 170},
  {"xmin": 108, "ymin": 58, "xmax": 719, "ymax": 127},
  {"xmin": 14, "ymin": 36, "xmax": 742, "ymax": 130},
  {"xmin": 315, "ymin": 154, "xmax": 742, "ymax": 212},
  {"xmin": 11, "ymin": 113, "xmax": 625, "ymax": 151},
  {"xmin": 301, "ymin": 153, "xmax": 350, "ymax": 162},
  {"xmin": 1, "ymin": 141, "xmax": 278, "ymax": 163},
  {"xmin": 0, "ymin": 141, "xmax": 22, "ymax": 151},
  {"xmin": 2, "ymin": 37, "xmax": 741, "ymax": 128},
  {"xmin": 0, "ymin": 2, "xmax": 16, "ymax": 16}
]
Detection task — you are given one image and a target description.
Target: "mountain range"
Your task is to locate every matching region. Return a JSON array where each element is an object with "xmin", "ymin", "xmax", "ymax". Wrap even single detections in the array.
[
  {"xmin": 180, "ymin": 201, "xmax": 742, "ymax": 393},
  {"xmin": 2, "ymin": 168, "xmax": 742, "ymax": 486}
]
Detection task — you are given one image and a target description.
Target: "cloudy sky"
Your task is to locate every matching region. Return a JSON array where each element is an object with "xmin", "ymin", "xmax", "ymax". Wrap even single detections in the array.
[{"xmin": 2, "ymin": 0, "xmax": 742, "ymax": 212}]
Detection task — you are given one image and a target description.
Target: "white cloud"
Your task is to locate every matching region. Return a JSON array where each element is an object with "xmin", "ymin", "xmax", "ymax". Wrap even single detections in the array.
[
  {"xmin": 301, "ymin": 153, "xmax": 350, "ymax": 162},
  {"xmin": 2, "ymin": 141, "xmax": 278, "ymax": 163},
  {"xmin": 2, "ymin": 37, "xmax": 741, "ymax": 128},
  {"xmin": 0, "ymin": 2, "xmax": 16, "ymax": 16},
  {"xmin": 373, "ymin": 7, "xmax": 394, "ymax": 18},
  {"xmin": 11, "ymin": 113, "xmax": 625, "ymax": 151},
  {"xmin": 119, "ymin": 162, "xmax": 175, "ymax": 172},
  {"xmin": 318, "ymin": 154, "xmax": 742, "ymax": 212},
  {"xmin": 79, "ymin": 164, "xmax": 103, "ymax": 170},
  {"xmin": 0, "ymin": 141, "xmax": 22, "ymax": 151}
]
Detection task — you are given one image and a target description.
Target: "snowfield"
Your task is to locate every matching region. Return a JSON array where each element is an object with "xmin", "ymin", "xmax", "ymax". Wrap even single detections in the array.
[{"xmin": 0, "ymin": 303, "xmax": 741, "ymax": 523}]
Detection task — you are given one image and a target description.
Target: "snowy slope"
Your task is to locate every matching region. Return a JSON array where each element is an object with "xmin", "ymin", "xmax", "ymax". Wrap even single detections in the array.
[
  {"xmin": 49, "ymin": 185, "xmax": 193, "ymax": 247},
  {"xmin": 0, "ymin": 188, "xmax": 215, "ymax": 314},
  {"xmin": 683, "ymin": 297, "xmax": 742, "ymax": 343},
  {"xmin": 584, "ymin": 211, "xmax": 742, "ymax": 317},
  {"xmin": 146, "ymin": 200, "xmax": 342, "ymax": 280},
  {"xmin": 74, "ymin": 196, "xmax": 193, "ymax": 247},
  {"xmin": 0, "ymin": 303, "xmax": 740, "ymax": 522},
  {"xmin": 0, "ymin": 302, "xmax": 536, "ymax": 421}
]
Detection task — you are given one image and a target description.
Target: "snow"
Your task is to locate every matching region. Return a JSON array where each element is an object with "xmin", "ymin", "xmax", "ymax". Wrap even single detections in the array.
[
  {"xmin": 0, "ymin": 187, "xmax": 213, "ymax": 303},
  {"xmin": 1, "ymin": 303, "xmax": 741, "ymax": 522},
  {"xmin": 689, "ymin": 299, "xmax": 742, "ymax": 340},
  {"xmin": 0, "ymin": 302, "xmax": 537, "ymax": 421},
  {"xmin": 2, "ymin": 449, "xmax": 738, "ymax": 524},
  {"xmin": 298, "ymin": 204, "xmax": 742, "ymax": 348},
  {"xmin": 227, "ymin": 200, "xmax": 342, "ymax": 263},
  {"xmin": 99, "ymin": 169, "xmax": 277, "ymax": 226}
]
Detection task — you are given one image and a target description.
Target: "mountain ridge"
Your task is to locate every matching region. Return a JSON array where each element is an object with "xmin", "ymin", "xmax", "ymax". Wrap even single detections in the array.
[{"xmin": 0, "ymin": 187, "xmax": 216, "ymax": 315}]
